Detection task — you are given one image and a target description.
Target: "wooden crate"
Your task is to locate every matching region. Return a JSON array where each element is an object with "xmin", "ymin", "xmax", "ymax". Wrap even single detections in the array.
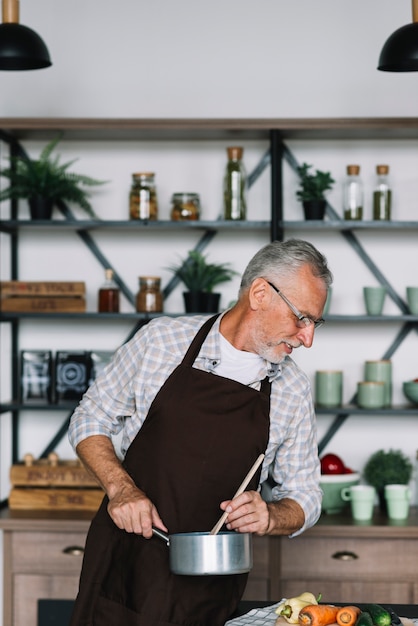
[
  {"xmin": 9, "ymin": 454, "xmax": 103, "ymax": 511},
  {"xmin": 0, "ymin": 281, "xmax": 86, "ymax": 297},
  {"xmin": 0, "ymin": 281, "xmax": 86, "ymax": 313},
  {"xmin": 9, "ymin": 487, "xmax": 104, "ymax": 511},
  {"xmin": 10, "ymin": 458, "xmax": 99, "ymax": 488}
]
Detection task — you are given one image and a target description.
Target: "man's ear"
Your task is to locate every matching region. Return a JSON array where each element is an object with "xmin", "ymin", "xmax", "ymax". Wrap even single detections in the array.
[{"xmin": 248, "ymin": 278, "xmax": 270, "ymax": 310}]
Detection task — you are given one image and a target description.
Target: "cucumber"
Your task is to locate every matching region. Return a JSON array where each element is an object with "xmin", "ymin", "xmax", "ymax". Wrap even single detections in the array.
[
  {"xmin": 355, "ymin": 612, "xmax": 374, "ymax": 626},
  {"xmin": 363, "ymin": 604, "xmax": 391, "ymax": 626}
]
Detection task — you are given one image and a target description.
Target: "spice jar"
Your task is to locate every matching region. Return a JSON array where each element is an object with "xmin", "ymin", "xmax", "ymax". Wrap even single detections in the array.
[
  {"xmin": 170, "ymin": 193, "xmax": 201, "ymax": 221},
  {"xmin": 136, "ymin": 276, "xmax": 163, "ymax": 312},
  {"xmin": 129, "ymin": 172, "xmax": 158, "ymax": 220}
]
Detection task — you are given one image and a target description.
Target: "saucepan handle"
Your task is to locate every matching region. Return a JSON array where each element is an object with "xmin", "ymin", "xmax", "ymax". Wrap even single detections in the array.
[{"xmin": 152, "ymin": 527, "xmax": 170, "ymax": 545}]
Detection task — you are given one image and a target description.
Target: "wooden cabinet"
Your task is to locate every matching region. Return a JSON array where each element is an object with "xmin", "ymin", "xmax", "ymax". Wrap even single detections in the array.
[
  {"xmin": 269, "ymin": 507, "xmax": 418, "ymax": 604},
  {"xmin": 0, "ymin": 509, "xmax": 271, "ymax": 624},
  {"xmin": 0, "ymin": 510, "xmax": 91, "ymax": 626}
]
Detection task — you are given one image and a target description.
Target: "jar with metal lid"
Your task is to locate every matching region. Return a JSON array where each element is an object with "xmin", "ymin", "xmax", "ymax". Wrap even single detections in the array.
[
  {"xmin": 136, "ymin": 276, "xmax": 163, "ymax": 312},
  {"xmin": 170, "ymin": 192, "xmax": 201, "ymax": 221},
  {"xmin": 129, "ymin": 172, "xmax": 158, "ymax": 220}
]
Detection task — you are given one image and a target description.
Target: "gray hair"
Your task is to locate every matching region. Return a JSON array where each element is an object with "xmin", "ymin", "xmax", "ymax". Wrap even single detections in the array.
[{"xmin": 239, "ymin": 239, "xmax": 333, "ymax": 295}]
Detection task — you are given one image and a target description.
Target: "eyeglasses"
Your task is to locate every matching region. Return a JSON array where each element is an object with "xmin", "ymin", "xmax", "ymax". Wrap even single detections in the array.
[{"xmin": 267, "ymin": 281, "xmax": 325, "ymax": 330}]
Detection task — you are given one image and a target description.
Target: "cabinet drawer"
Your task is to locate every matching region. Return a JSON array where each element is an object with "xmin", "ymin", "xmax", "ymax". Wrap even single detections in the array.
[
  {"xmin": 12, "ymin": 531, "xmax": 87, "ymax": 573},
  {"xmin": 281, "ymin": 537, "xmax": 417, "ymax": 580}
]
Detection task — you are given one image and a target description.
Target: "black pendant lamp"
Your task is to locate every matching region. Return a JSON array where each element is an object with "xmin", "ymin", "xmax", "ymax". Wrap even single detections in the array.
[
  {"xmin": 378, "ymin": 0, "xmax": 418, "ymax": 71},
  {"xmin": 0, "ymin": 0, "xmax": 51, "ymax": 70}
]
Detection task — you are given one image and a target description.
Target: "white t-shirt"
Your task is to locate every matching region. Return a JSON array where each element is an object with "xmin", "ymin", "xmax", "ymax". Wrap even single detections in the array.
[{"xmin": 216, "ymin": 333, "xmax": 266, "ymax": 388}]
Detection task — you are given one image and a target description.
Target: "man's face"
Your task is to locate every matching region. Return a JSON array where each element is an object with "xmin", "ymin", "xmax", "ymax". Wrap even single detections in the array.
[{"xmin": 250, "ymin": 265, "xmax": 328, "ymax": 364}]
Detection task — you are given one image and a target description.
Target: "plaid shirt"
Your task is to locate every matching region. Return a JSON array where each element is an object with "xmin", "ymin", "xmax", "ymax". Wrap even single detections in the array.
[{"xmin": 69, "ymin": 314, "xmax": 321, "ymax": 535}]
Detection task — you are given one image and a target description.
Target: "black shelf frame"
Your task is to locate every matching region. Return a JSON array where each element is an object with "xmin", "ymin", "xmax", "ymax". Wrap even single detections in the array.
[{"xmin": 1, "ymin": 118, "xmax": 418, "ymax": 482}]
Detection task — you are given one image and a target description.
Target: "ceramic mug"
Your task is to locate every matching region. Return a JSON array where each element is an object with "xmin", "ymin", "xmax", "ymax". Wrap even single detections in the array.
[
  {"xmin": 315, "ymin": 370, "xmax": 343, "ymax": 408},
  {"xmin": 364, "ymin": 360, "xmax": 392, "ymax": 407},
  {"xmin": 406, "ymin": 287, "xmax": 418, "ymax": 315},
  {"xmin": 356, "ymin": 381, "xmax": 385, "ymax": 409},
  {"xmin": 384, "ymin": 484, "xmax": 411, "ymax": 520},
  {"xmin": 341, "ymin": 485, "xmax": 375, "ymax": 521},
  {"xmin": 323, "ymin": 288, "xmax": 333, "ymax": 316},
  {"xmin": 363, "ymin": 286, "xmax": 386, "ymax": 315}
]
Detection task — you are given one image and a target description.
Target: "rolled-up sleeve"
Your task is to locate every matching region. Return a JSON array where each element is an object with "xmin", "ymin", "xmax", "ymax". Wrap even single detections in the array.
[{"xmin": 260, "ymin": 358, "xmax": 322, "ymax": 536}]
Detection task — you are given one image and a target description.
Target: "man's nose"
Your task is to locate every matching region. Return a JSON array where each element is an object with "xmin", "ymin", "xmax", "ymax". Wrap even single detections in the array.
[{"xmin": 297, "ymin": 323, "xmax": 315, "ymax": 348}]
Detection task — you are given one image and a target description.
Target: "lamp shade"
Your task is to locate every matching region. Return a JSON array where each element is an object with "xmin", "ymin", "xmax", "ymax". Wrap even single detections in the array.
[
  {"xmin": 378, "ymin": 22, "xmax": 418, "ymax": 71},
  {"xmin": 0, "ymin": 0, "xmax": 51, "ymax": 70},
  {"xmin": 0, "ymin": 22, "xmax": 51, "ymax": 69},
  {"xmin": 378, "ymin": 0, "xmax": 418, "ymax": 71}
]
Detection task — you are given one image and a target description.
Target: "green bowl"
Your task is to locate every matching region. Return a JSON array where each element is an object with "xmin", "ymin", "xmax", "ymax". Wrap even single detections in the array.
[
  {"xmin": 320, "ymin": 472, "xmax": 360, "ymax": 514},
  {"xmin": 403, "ymin": 380, "xmax": 418, "ymax": 405}
]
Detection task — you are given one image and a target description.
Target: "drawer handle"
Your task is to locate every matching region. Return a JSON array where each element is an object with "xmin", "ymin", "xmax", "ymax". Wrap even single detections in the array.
[
  {"xmin": 62, "ymin": 545, "xmax": 85, "ymax": 556},
  {"xmin": 332, "ymin": 550, "xmax": 358, "ymax": 561}
]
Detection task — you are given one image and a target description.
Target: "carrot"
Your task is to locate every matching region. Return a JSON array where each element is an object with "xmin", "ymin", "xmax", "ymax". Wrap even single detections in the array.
[
  {"xmin": 299, "ymin": 604, "xmax": 339, "ymax": 626},
  {"xmin": 337, "ymin": 606, "xmax": 361, "ymax": 626}
]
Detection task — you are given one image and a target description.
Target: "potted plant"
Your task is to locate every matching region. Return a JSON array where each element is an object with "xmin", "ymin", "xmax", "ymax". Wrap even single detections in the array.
[
  {"xmin": 0, "ymin": 136, "xmax": 107, "ymax": 220},
  {"xmin": 168, "ymin": 249, "xmax": 237, "ymax": 313},
  {"xmin": 363, "ymin": 448, "xmax": 412, "ymax": 512},
  {"xmin": 296, "ymin": 162, "xmax": 335, "ymax": 220}
]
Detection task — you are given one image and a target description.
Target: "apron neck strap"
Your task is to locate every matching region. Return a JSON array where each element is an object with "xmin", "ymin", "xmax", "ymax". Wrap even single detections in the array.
[
  {"xmin": 183, "ymin": 315, "xmax": 273, "ymax": 396},
  {"xmin": 182, "ymin": 314, "xmax": 221, "ymax": 366}
]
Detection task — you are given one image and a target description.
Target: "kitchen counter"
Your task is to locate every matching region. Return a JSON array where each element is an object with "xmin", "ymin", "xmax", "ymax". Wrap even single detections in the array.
[{"xmin": 1, "ymin": 507, "xmax": 418, "ymax": 624}]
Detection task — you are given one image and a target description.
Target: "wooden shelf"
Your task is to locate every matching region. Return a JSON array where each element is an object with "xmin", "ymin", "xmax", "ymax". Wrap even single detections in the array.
[{"xmin": 1, "ymin": 117, "xmax": 418, "ymax": 140}]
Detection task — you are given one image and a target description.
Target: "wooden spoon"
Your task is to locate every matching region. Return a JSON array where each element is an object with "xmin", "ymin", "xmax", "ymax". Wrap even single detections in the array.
[{"xmin": 210, "ymin": 453, "xmax": 265, "ymax": 535}]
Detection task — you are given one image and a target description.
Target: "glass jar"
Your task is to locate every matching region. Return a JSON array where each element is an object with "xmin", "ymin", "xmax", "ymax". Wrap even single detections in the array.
[
  {"xmin": 170, "ymin": 193, "xmax": 201, "ymax": 221},
  {"xmin": 343, "ymin": 164, "xmax": 363, "ymax": 220},
  {"xmin": 136, "ymin": 276, "xmax": 163, "ymax": 312},
  {"xmin": 373, "ymin": 164, "xmax": 392, "ymax": 220},
  {"xmin": 129, "ymin": 172, "xmax": 158, "ymax": 220}
]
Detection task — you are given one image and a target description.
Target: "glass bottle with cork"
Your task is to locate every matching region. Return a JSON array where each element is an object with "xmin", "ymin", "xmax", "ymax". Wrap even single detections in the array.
[
  {"xmin": 373, "ymin": 164, "xmax": 392, "ymax": 220},
  {"xmin": 343, "ymin": 164, "xmax": 363, "ymax": 220},
  {"xmin": 129, "ymin": 172, "xmax": 158, "ymax": 220},
  {"xmin": 136, "ymin": 276, "xmax": 163, "ymax": 313},
  {"xmin": 223, "ymin": 146, "xmax": 247, "ymax": 220},
  {"xmin": 98, "ymin": 269, "xmax": 120, "ymax": 312}
]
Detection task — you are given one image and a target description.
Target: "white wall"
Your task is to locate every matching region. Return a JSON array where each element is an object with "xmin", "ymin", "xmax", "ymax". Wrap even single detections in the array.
[{"xmin": 1, "ymin": 1, "xmax": 418, "ymax": 621}]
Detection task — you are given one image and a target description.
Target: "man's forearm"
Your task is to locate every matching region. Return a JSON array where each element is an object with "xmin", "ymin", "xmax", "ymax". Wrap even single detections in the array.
[
  {"xmin": 266, "ymin": 498, "xmax": 305, "ymax": 535},
  {"xmin": 76, "ymin": 434, "xmax": 137, "ymax": 499}
]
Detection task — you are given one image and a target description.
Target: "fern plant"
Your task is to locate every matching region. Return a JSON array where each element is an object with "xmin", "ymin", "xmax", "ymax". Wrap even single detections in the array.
[
  {"xmin": 0, "ymin": 136, "xmax": 107, "ymax": 218},
  {"xmin": 296, "ymin": 162, "xmax": 335, "ymax": 202},
  {"xmin": 168, "ymin": 250, "xmax": 237, "ymax": 292}
]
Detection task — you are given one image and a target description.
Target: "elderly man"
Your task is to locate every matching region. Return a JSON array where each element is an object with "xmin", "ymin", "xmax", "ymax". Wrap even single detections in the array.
[{"xmin": 69, "ymin": 238, "xmax": 332, "ymax": 626}]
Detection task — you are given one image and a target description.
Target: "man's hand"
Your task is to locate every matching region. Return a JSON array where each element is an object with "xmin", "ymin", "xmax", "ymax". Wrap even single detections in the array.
[
  {"xmin": 107, "ymin": 481, "xmax": 168, "ymax": 537},
  {"xmin": 76, "ymin": 435, "xmax": 168, "ymax": 537},
  {"xmin": 219, "ymin": 492, "xmax": 305, "ymax": 536},
  {"xmin": 219, "ymin": 490, "xmax": 270, "ymax": 535}
]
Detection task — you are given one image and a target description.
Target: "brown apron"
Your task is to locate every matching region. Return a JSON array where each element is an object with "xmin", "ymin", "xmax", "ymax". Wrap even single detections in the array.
[{"xmin": 70, "ymin": 315, "xmax": 270, "ymax": 626}]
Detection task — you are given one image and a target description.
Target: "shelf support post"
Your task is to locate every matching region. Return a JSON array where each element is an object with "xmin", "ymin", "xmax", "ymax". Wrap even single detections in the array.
[{"xmin": 270, "ymin": 130, "xmax": 283, "ymax": 242}]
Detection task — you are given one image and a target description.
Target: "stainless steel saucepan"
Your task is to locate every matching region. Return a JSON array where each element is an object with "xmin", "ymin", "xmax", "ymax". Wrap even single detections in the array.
[
  {"xmin": 152, "ymin": 528, "xmax": 252, "ymax": 575},
  {"xmin": 152, "ymin": 453, "xmax": 264, "ymax": 576}
]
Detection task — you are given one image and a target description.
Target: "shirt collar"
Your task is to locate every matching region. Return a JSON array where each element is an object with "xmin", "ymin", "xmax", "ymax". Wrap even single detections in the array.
[{"xmin": 198, "ymin": 312, "xmax": 282, "ymax": 382}]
